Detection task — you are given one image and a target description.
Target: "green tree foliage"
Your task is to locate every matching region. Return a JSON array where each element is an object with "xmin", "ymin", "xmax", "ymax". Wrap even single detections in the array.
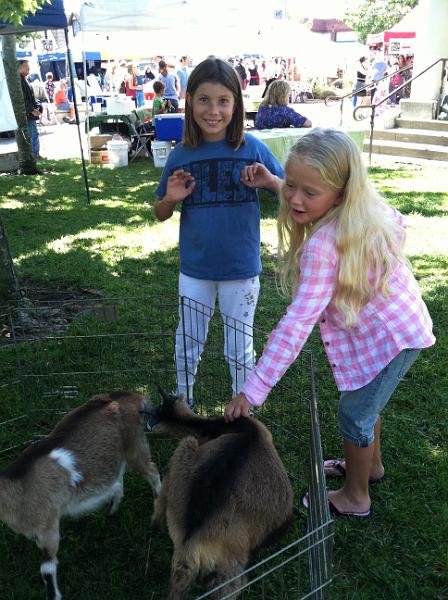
[
  {"xmin": 344, "ymin": 0, "xmax": 418, "ymax": 44},
  {"xmin": 0, "ymin": 1, "xmax": 46, "ymax": 25}
]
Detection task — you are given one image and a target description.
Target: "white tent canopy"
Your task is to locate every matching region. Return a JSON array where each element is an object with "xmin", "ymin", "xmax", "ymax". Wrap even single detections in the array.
[
  {"xmin": 79, "ymin": 0, "xmax": 189, "ymax": 32},
  {"xmin": 0, "ymin": 55, "xmax": 17, "ymax": 132},
  {"xmin": 78, "ymin": 0, "xmax": 264, "ymax": 33},
  {"xmin": 77, "ymin": 0, "xmax": 280, "ymax": 60}
]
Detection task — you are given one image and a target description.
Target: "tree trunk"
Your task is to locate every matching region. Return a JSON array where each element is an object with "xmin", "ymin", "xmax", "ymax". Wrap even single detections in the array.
[
  {"xmin": 1, "ymin": 34, "xmax": 39, "ymax": 175},
  {"xmin": 0, "ymin": 214, "xmax": 20, "ymax": 306}
]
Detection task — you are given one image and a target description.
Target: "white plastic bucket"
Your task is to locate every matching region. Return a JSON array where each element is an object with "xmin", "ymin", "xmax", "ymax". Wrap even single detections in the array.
[
  {"xmin": 106, "ymin": 140, "xmax": 128, "ymax": 168},
  {"xmin": 151, "ymin": 140, "xmax": 172, "ymax": 168}
]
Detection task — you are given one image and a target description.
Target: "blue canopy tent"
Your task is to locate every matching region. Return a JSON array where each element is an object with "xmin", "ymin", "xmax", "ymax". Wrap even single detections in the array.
[
  {"xmin": 0, "ymin": 0, "xmax": 90, "ymax": 202},
  {"xmin": 0, "ymin": 0, "xmax": 67, "ymax": 34},
  {"xmin": 37, "ymin": 50, "xmax": 67, "ymax": 81}
]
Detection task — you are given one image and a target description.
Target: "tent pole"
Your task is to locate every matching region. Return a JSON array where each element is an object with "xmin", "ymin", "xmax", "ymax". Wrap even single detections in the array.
[{"xmin": 64, "ymin": 27, "xmax": 90, "ymax": 204}]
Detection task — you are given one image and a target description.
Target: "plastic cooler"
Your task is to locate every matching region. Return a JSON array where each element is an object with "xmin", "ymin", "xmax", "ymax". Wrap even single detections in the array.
[{"xmin": 154, "ymin": 113, "xmax": 185, "ymax": 141}]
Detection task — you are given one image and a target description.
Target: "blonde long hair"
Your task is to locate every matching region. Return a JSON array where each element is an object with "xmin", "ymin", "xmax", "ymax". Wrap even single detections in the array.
[
  {"xmin": 278, "ymin": 128, "xmax": 409, "ymax": 327},
  {"xmin": 261, "ymin": 80, "xmax": 290, "ymax": 108}
]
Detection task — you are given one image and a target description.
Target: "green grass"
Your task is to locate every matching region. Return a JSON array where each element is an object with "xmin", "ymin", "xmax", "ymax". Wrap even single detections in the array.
[{"xmin": 0, "ymin": 157, "xmax": 447, "ymax": 599}]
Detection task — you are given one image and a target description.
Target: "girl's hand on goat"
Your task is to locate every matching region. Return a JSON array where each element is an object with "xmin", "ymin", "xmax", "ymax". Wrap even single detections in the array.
[
  {"xmin": 240, "ymin": 163, "xmax": 282, "ymax": 194},
  {"xmin": 224, "ymin": 393, "xmax": 252, "ymax": 422},
  {"xmin": 165, "ymin": 170, "xmax": 196, "ymax": 204}
]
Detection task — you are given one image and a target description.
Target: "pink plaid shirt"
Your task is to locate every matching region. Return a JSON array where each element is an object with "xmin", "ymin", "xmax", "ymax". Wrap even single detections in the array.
[{"xmin": 243, "ymin": 208, "xmax": 435, "ymax": 406}]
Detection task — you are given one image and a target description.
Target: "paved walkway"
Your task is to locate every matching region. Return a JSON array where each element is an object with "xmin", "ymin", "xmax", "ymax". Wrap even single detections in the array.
[{"xmin": 1, "ymin": 100, "xmax": 445, "ymax": 168}]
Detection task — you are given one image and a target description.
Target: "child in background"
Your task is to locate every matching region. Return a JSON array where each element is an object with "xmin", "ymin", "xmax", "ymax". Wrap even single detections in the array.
[
  {"xmin": 153, "ymin": 57, "xmax": 284, "ymax": 408},
  {"xmin": 224, "ymin": 128, "xmax": 435, "ymax": 518},
  {"xmin": 152, "ymin": 81, "xmax": 166, "ymax": 115},
  {"xmin": 255, "ymin": 80, "xmax": 312, "ymax": 129}
]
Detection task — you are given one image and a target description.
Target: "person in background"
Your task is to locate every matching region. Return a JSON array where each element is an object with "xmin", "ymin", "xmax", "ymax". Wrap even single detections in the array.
[
  {"xmin": 152, "ymin": 80, "xmax": 167, "ymax": 115},
  {"xmin": 177, "ymin": 55, "xmax": 190, "ymax": 100},
  {"xmin": 153, "ymin": 57, "xmax": 284, "ymax": 409},
  {"xmin": 113, "ymin": 59, "xmax": 128, "ymax": 94},
  {"xmin": 18, "ymin": 60, "xmax": 41, "ymax": 157},
  {"xmin": 45, "ymin": 72, "xmax": 55, "ymax": 103},
  {"xmin": 224, "ymin": 128, "xmax": 435, "ymax": 520},
  {"xmin": 255, "ymin": 80, "xmax": 311, "ymax": 129},
  {"xmin": 235, "ymin": 58, "xmax": 247, "ymax": 90},
  {"xmin": 369, "ymin": 51, "xmax": 388, "ymax": 100},
  {"xmin": 352, "ymin": 56, "xmax": 369, "ymax": 107},
  {"xmin": 125, "ymin": 63, "xmax": 143, "ymax": 107},
  {"xmin": 135, "ymin": 64, "xmax": 145, "ymax": 108},
  {"xmin": 29, "ymin": 73, "xmax": 49, "ymax": 103},
  {"xmin": 158, "ymin": 60, "xmax": 180, "ymax": 112},
  {"xmin": 248, "ymin": 60, "xmax": 260, "ymax": 86},
  {"xmin": 398, "ymin": 54, "xmax": 413, "ymax": 101},
  {"xmin": 29, "ymin": 73, "xmax": 54, "ymax": 126},
  {"xmin": 144, "ymin": 64, "xmax": 155, "ymax": 83},
  {"xmin": 89, "ymin": 66, "xmax": 103, "ymax": 90},
  {"xmin": 54, "ymin": 80, "xmax": 76, "ymax": 123}
]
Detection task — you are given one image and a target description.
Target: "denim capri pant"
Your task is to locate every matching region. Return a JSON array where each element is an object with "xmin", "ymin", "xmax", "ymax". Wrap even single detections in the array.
[{"xmin": 338, "ymin": 349, "xmax": 421, "ymax": 447}]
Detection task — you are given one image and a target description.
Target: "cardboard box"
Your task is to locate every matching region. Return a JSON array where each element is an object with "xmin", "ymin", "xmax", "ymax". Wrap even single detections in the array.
[
  {"xmin": 90, "ymin": 150, "xmax": 109, "ymax": 164},
  {"xmin": 89, "ymin": 134, "xmax": 113, "ymax": 150}
]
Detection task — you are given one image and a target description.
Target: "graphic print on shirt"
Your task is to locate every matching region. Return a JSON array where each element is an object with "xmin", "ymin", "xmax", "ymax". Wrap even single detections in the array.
[{"xmin": 170, "ymin": 158, "xmax": 259, "ymax": 208}]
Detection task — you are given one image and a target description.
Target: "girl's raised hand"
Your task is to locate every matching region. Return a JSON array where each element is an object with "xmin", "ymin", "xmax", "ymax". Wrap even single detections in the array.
[
  {"xmin": 240, "ymin": 162, "xmax": 280, "ymax": 193},
  {"xmin": 224, "ymin": 393, "xmax": 252, "ymax": 422},
  {"xmin": 165, "ymin": 170, "xmax": 196, "ymax": 205}
]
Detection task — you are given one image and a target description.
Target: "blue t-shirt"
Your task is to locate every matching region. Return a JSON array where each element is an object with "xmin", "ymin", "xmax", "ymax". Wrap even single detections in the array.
[
  {"xmin": 177, "ymin": 67, "xmax": 189, "ymax": 94},
  {"xmin": 155, "ymin": 133, "xmax": 284, "ymax": 281},
  {"xmin": 159, "ymin": 73, "xmax": 178, "ymax": 100}
]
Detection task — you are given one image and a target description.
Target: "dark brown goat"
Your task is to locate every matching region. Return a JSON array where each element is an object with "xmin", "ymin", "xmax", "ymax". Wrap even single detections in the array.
[
  {"xmin": 0, "ymin": 391, "xmax": 161, "ymax": 600},
  {"xmin": 148, "ymin": 389, "xmax": 294, "ymax": 599}
]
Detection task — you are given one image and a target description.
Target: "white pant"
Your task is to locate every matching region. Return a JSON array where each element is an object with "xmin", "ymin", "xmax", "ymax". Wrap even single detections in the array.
[{"xmin": 176, "ymin": 273, "xmax": 260, "ymax": 405}]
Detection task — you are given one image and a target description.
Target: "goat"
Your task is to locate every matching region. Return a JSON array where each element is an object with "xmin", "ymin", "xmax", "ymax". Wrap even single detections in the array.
[
  {"xmin": 147, "ymin": 389, "xmax": 294, "ymax": 599},
  {"xmin": 0, "ymin": 390, "xmax": 161, "ymax": 600}
]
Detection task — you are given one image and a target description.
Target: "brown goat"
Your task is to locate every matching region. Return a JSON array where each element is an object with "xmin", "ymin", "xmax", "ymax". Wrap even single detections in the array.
[
  {"xmin": 147, "ymin": 389, "xmax": 294, "ymax": 599},
  {"xmin": 0, "ymin": 390, "xmax": 161, "ymax": 600}
]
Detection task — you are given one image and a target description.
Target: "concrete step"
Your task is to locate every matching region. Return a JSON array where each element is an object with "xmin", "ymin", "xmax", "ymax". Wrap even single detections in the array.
[
  {"xmin": 395, "ymin": 118, "xmax": 448, "ymax": 131},
  {"xmin": 0, "ymin": 150, "xmax": 19, "ymax": 172},
  {"xmin": 366, "ymin": 128, "xmax": 448, "ymax": 147},
  {"xmin": 363, "ymin": 138, "xmax": 448, "ymax": 161}
]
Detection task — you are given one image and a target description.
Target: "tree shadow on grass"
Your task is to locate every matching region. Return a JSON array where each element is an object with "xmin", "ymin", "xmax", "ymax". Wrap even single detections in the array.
[
  {"xmin": 15, "ymin": 243, "xmax": 181, "ymax": 298},
  {"xmin": 382, "ymin": 190, "xmax": 448, "ymax": 217},
  {"xmin": 368, "ymin": 165, "xmax": 418, "ymax": 183}
]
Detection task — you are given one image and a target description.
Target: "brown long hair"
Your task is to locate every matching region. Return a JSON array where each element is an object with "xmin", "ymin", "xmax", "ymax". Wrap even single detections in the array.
[{"xmin": 182, "ymin": 57, "xmax": 245, "ymax": 149}]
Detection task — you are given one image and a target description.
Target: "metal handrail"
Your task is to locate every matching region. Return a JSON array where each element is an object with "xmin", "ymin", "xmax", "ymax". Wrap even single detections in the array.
[
  {"xmin": 325, "ymin": 63, "xmax": 413, "ymax": 125},
  {"xmin": 354, "ymin": 57, "xmax": 448, "ymax": 164}
]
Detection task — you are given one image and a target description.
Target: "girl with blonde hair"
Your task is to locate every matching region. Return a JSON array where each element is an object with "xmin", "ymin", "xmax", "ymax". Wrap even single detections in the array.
[
  {"xmin": 225, "ymin": 128, "xmax": 435, "ymax": 518},
  {"xmin": 255, "ymin": 79, "xmax": 311, "ymax": 129}
]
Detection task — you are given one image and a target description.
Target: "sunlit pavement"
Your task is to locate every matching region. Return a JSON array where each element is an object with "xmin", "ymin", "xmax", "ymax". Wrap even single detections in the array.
[{"xmin": 1, "ymin": 101, "xmax": 446, "ymax": 169}]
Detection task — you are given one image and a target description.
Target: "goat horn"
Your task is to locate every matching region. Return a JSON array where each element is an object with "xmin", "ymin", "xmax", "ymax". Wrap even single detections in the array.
[{"xmin": 156, "ymin": 385, "xmax": 171, "ymax": 402}]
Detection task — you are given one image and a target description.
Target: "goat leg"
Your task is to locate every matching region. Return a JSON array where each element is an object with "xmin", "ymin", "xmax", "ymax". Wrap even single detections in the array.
[
  {"xmin": 39, "ymin": 544, "xmax": 62, "ymax": 599},
  {"xmin": 146, "ymin": 461, "xmax": 162, "ymax": 496},
  {"xmin": 36, "ymin": 517, "xmax": 62, "ymax": 600},
  {"xmin": 126, "ymin": 445, "xmax": 161, "ymax": 496},
  {"xmin": 206, "ymin": 558, "xmax": 249, "ymax": 600},
  {"xmin": 167, "ymin": 548, "xmax": 199, "ymax": 600}
]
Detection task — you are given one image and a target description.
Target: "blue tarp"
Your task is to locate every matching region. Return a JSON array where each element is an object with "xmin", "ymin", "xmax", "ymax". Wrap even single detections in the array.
[
  {"xmin": 0, "ymin": 0, "xmax": 67, "ymax": 34},
  {"xmin": 37, "ymin": 51, "xmax": 67, "ymax": 62}
]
